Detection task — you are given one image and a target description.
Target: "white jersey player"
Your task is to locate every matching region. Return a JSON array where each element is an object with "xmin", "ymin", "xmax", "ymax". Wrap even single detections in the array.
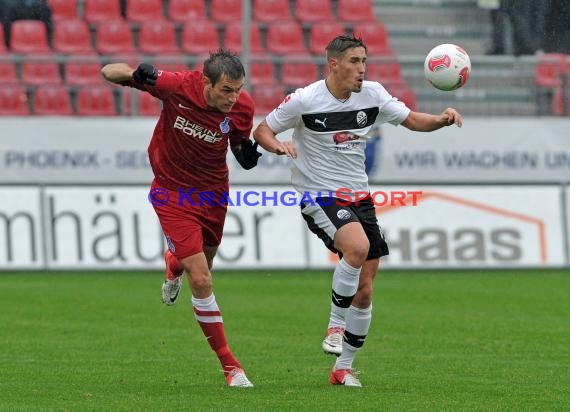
[{"xmin": 253, "ymin": 35, "xmax": 463, "ymax": 387}]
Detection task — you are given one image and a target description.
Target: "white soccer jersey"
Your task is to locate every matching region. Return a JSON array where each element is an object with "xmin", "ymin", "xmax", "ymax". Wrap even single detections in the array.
[{"xmin": 265, "ymin": 80, "xmax": 411, "ymax": 200}]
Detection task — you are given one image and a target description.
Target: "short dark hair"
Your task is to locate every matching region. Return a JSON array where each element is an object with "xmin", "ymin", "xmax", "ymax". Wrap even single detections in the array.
[
  {"xmin": 203, "ymin": 49, "xmax": 245, "ymax": 86},
  {"xmin": 325, "ymin": 35, "xmax": 367, "ymax": 59}
]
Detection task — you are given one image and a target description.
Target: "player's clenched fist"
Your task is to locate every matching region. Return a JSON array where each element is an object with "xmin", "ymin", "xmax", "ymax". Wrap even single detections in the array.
[{"xmin": 133, "ymin": 63, "xmax": 158, "ymax": 85}]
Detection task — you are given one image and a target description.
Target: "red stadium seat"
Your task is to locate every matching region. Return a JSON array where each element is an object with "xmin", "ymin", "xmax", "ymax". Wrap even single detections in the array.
[
  {"xmin": 10, "ymin": 20, "xmax": 51, "ymax": 54},
  {"xmin": 252, "ymin": 85, "xmax": 287, "ymax": 115},
  {"xmin": 168, "ymin": 0, "xmax": 207, "ymax": 22},
  {"xmin": 95, "ymin": 20, "xmax": 135, "ymax": 55},
  {"xmin": 126, "ymin": 0, "xmax": 164, "ymax": 23},
  {"xmin": 0, "ymin": 26, "xmax": 6, "ymax": 54},
  {"xmin": 249, "ymin": 59, "xmax": 277, "ymax": 86},
  {"xmin": 223, "ymin": 22, "xmax": 265, "ymax": 55},
  {"xmin": 210, "ymin": 0, "xmax": 241, "ymax": 22},
  {"xmin": 352, "ymin": 22, "xmax": 392, "ymax": 55},
  {"xmin": 308, "ymin": 22, "xmax": 346, "ymax": 55},
  {"xmin": 266, "ymin": 21, "xmax": 308, "ymax": 55},
  {"xmin": 535, "ymin": 53, "xmax": 568, "ymax": 87},
  {"xmin": 385, "ymin": 81, "xmax": 417, "ymax": 110},
  {"xmin": 337, "ymin": 0, "xmax": 376, "ymax": 22},
  {"xmin": 77, "ymin": 85, "xmax": 117, "ymax": 116},
  {"xmin": 0, "ymin": 86, "xmax": 30, "ymax": 115},
  {"xmin": 64, "ymin": 57, "xmax": 103, "ymax": 86},
  {"xmin": 295, "ymin": 0, "xmax": 334, "ymax": 23},
  {"xmin": 83, "ymin": 0, "xmax": 122, "ymax": 24},
  {"xmin": 365, "ymin": 60, "xmax": 402, "ymax": 83},
  {"xmin": 253, "ymin": 0, "xmax": 292, "ymax": 22},
  {"xmin": 53, "ymin": 19, "xmax": 95, "ymax": 55},
  {"xmin": 138, "ymin": 21, "xmax": 181, "ymax": 56},
  {"xmin": 47, "ymin": 0, "xmax": 78, "ymax": 21},
  {"xmin": 0, "ymin": 62, "xmax": 19, "ymax": 84},
  {"xmin": 21, "ymin": 58, "xmax": 62, "ymax": 86},
  {"xmin": 122, "ymin": 89, "xmax": 163, "ymax": 116},
  {"xmin": 33, "ymin": 85, "xmax": 73, "ymax": 115},
  {"xmin": 154, "ymin": 62, "xmax": 189, "ymax": 72},
  {"xmin": 180, "ymin": 21, "xmax": 219, "ymax": 55},
  {"xmin": 281, "ymin": 60, "xmax": 319, "ymax": 88}
]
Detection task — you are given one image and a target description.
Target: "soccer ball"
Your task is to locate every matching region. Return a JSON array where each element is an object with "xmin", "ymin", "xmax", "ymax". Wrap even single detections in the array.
[{"xmin": 424, "ymin": 44, "xmax": 471, "ymax": 91}]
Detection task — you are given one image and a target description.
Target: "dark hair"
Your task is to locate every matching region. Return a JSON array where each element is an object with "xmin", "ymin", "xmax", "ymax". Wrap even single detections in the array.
[
  {"xmin": 325, "ymin": 35, "xmax": 367, "ymax": 59},
  {"xmin": 203, "ymin": 49, "xmax": 245, "ymax": 86}
]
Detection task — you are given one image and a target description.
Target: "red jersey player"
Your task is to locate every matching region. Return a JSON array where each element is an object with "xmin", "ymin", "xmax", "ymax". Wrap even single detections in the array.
[{"xmin": 101, "ymin": 50, "xmax": 261, "ymax": 388}]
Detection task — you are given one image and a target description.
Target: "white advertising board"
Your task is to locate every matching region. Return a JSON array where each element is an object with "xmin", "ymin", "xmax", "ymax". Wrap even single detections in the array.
[
  {"xmin": 0, "ymin": 187, "xmax": 43, "ymax": 269},
  {"xmin": 1, "ymin": 118, "xmax": 570, "ymax": 184},
  {"xmin": 0, "ymin": 185, "xmax": 567, "ymax": 270},
  {"xmin": 307, "ymin": 185, "xmax": 567, "ymax": 269}
]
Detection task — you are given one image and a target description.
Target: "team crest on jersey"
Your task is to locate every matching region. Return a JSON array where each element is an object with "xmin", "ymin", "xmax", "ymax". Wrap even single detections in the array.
[
  {"xmin": 356, "ymin": 111, "xmax": 367, "ymax": 127},
  {"xmin": 219, "ymin": 117, "xmax": 231, "ymax": 133}
]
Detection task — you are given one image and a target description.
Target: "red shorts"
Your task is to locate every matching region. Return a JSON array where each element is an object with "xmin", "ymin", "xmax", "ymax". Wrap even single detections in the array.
[{"xmin": 150, "ymin": 180, "xmax": 228, "ymax": 260}]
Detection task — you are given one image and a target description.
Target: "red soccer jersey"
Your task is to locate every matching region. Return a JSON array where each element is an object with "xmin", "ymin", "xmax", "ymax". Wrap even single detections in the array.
[{"xmin": 129, "ymin": 70, "xmax": 255, "ymax": 191}]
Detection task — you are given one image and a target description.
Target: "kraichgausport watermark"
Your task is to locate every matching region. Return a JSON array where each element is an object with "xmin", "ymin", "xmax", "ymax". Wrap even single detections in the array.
[{"xmin": 148, "ymin": 187, "xmax": 422, "ymax": 207}]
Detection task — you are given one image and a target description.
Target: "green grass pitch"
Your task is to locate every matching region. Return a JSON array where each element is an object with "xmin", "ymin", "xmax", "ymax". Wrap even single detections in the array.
[{"xmin": 1, "ymin": 269, "xmax": 569, "ymax": 411}]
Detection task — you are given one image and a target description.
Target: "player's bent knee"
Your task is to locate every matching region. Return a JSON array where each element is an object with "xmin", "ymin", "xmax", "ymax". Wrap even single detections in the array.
[{"xmin": 343, "ymin": 243, "xmax": 370, "ymax": 266}]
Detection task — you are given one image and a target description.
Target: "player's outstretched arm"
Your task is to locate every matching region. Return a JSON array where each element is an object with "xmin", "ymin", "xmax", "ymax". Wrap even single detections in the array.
[
  {"xmin": 100, "ymin": 63, "xmax": 135, "ymax": 84},
  {"xmin": 252, "ymin": 120, "xmax": 297, "ymax": 159},
  {"xmin": 101, "ymin": 63, "xmax": 158, "ymax": 86},
  {"xmin": 401, "ymin": 107, "xmax": 463, "ymax": 132}
]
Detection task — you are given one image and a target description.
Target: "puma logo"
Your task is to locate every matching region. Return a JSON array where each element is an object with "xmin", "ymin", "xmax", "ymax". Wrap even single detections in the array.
[{"xmin": 314, "ymin": 117, "xmax": 327, "ymax": 128}]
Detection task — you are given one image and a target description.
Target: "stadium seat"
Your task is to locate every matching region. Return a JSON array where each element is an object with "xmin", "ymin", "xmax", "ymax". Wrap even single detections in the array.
[
  {"xmin": 21, "ymin": 58, "xmax": 62, "ymax": 86},
  {"xmin": 0, "ymin": 26, "xmax": 6, "ymax": 54},
  {"xmin": 0, "ymin": 86, "xmax": 30, "ymax": 115},
  {"xmin": 249, "ymin": 59, "xmax": 277, "ymax": 86},
  {"xmin": 33, "ymin": 85, "xmax": 73, "ymax": 115},
  {"xmin": 253, "ymin": 0, "xmax": 292, "ymax": 22},
  {"xmin": 309, "ymin": 22, "xmax": 346, "ymax": 55},
  {"xmin": 76, "ymin": 85, "xmax": 117, "ymax": 116},
  {"xmin": 266, "ymin": 21, "xmax": 308, "ymax": 55},
  {"xmin": 168, "ymin": 0, "xmax": 207, "ymax": 22},
  {"xmin": 281, "ymin": 60, "xmax": 319, "ymax": 88},
  {"xmin": 295, "ymin": 0, "xmax": 334, "ymax": 23},
  {"xmin": 53, "ymin": 19, "xmax": 95, "ymax": 55},
  {"xmin": 223, "ymin": 22, "xmax": 265, "ymax": 55},
  {"xmin": 122, "ymin": 89, "xmax": 162, "ymax": 116},
  {"xmin": 154, "ymin": 62, "xmax": 189, "ymax": 72},
  {"xmin": 385, "ymin": 81, "xmax": 417, "ymax": 110},
  {"xmin": 337, "ymin": 0, "xmax": 377, "ymax": 22},
  {"xmin": 138, "ymin": 20, "xmax": 181, "ymax": 56},
  {"xmin": 352, "ymin": 22, "xmax": 392, "ymax": 55},
  {"xmin": 47, "ymin": 0, "xmax": 78, "ymax": 21},
  {"xmin": 9, "ymin": 20, "xmax": 51, "ymax": 54},
  {"xmin": 83, "ymin": 0, "xmax": 123, "ymax": 24},
  {"xmin": 95, "ymin": 20, "xmax": 136, "ymax": 55},
  {"xmin": 180, "ymin": 21, "xmax": 219, "ymax": 55},
  {"xmin": 64, "ymin": 58, "xmax": 103, "ymax": 86},
  {"xmin": 126, "ymin": 0, "xmax": 164, "ymax": 23},
  {"xmin": 210, "ymin": 0, "xmax": 241, "ymax": 22},
  {"xmin": 365, "ymin": 60, "xmax": 402, "ymax": 83},
  {"xmin": 252, "ymin": 84, "xmax": 287, "ymax": 115},
  {"xmin": 534, "ymin": 53, "xmax": 568, "ymax": 88},
  {"xmin": 0, "ymin": 62, "xmax": 19, "ymax": 84}
]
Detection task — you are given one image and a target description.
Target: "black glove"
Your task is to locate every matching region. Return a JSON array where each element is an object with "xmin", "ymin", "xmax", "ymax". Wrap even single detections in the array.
[
  {"xmin": 132, "ymin": 63, "xmax": 158, "ymax": 85},
  {"xmin": 232, "ymin": 138, "xmax": 262, "ymax": 170}
]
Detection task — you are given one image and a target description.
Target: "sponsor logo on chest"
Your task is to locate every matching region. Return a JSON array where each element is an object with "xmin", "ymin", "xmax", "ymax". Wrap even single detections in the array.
[{"xmin": 173, "ymin": 115, "xmax": 223, "ymax": 143}]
